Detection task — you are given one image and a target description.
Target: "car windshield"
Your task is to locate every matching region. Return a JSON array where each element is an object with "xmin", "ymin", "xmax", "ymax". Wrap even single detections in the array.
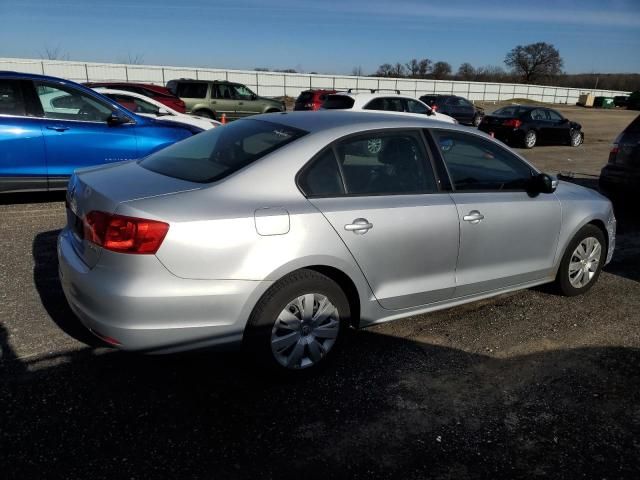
[{"xmin": 140, "ymin": 119, "xmax": 307, "ymax": 183}]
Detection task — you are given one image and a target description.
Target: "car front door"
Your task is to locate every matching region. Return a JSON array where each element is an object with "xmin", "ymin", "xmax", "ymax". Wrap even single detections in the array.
[
  {"xmin": 429, "ymin": 129, "xmax": 561, "ymax": 297},
  {"xmin": 32, "ymin": 81, "xmax": 139, "ymax": 188},
  {"xmin": 232, "ymin": 84, "xmax": 262, "ymax": 117},
  {"xmin": 545, "ymin": 109, "xmax": 570, "ymax": 144},
  {"xmin": 0, "ymin": 78, "xmax": 47, "ymax": 192},
  {"xmin": 301, "ymin": 130, "xmax": 460, "ymax": 310}
]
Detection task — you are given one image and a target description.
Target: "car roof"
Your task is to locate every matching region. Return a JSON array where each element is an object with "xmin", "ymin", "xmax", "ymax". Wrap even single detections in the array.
[
  {"xmin": 252, "ymin": 110, "xmax": 464, "ymax": 135},
  {"xmin": 330, "ymin": 91, "xmax": 427, "ymax": 109},
  {"xmin": 0, "ymin": 70, "xmax": 78, "ymax": 84}
]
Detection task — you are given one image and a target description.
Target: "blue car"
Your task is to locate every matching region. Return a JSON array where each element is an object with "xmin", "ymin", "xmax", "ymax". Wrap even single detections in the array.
[{"xmin": 0, "ymin": 71, "xmax": 203, "ymax": 193}]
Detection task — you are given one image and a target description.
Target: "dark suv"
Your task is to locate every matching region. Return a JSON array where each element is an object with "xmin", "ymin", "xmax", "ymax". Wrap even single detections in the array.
[
  {"xmin": 599, "ymin": 114, "xmax": 640, "ymax": 195},
  {"xmin": 294, "ymin": 89, "xmax": 337, "ymax": 111},
  {"xmin": 419, "ymin": 94, "xmax": 483, "ymax": 126},
  {"xmin": 166, "ymin": 79, "xmax": 285, "ymax": 121}
]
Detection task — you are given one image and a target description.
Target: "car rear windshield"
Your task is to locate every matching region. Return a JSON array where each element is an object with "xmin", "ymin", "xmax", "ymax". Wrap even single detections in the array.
[
  {"xmin": 296, "ymin": 91, "xmax": 314, "ymax": 102},
  {"xmin": 140, "ymin": 119, "xmax": 307, "ymax": 183},
  {"xmin": 321, "ymin": 95, "xmax": 355, "ymax": 109},
  {"xmin": 492, "ymin": 106, "xmax": 529, "ymax": 117}
]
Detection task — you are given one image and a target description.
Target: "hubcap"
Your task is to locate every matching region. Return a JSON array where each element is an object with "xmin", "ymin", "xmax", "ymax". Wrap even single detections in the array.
[
  {"xmin": 270, "ymin": 293, "xmax": 340, "ymax": 369},
  {"xmin": 568, "ymin": 237, "xmax": 602, "ymax": 288},
  {"xmin": 526, "ymin": 132, "xmax": 536, "ymax": 147}
]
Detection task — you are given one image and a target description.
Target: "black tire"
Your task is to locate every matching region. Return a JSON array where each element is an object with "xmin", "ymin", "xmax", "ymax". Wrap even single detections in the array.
[
  {"xmin": 244, "ymin": 269, "xmax": 350, "ymax": 373},
  {"xmin": 552, "ymin": 225, "xmax": 606, "ymax": 297},
  {"xmin": 193, "ymin": 109, "xmax": 215, "ymax": 120},
  {"xmin": 523, "ymin": 130, "xmax": 537, "ymax": 149},
  {"xmin": 265, "ymin": 108, "xmax": 281, "ymax": 114},
  {"xmin": 569, "ymin": 129, "xmax": 583, "ymax": 147}
]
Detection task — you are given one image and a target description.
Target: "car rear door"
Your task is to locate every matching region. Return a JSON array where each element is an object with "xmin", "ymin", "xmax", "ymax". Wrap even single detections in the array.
[
  {"xmin": 32, "ymin": 80, "xmax": 139, "ymax": 189},
  {"xmin": 301, "ymin": 129, "xmax": 459, "ymax": 310},
  {"xmin": 0, "ymin": 78, "xmax": 47, "ymax": 192},
  {"xmin": 212, "ymin": 83, "xmax": 238, "ymax": 120},
  {"xmin": 429, "ymin": 129, "xmax": 561, "ymax": 297}
]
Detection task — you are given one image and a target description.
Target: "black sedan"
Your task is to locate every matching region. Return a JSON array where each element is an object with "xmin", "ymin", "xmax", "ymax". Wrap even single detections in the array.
[
  {"xmin": 419, "ymin": 94, "xmax": 484, "ymax": 126},
  {"xmin": 599, "ymin": 114, "xmax": 640, "ymax": 195},
  {"xmin": 478, "ymin": 106, "xmax": 583, "ymax": 149}
]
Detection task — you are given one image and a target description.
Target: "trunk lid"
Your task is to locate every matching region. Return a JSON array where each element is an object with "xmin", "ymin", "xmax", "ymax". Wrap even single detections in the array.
[{"xmin": 65, "ymin": 160, "xmax": 201, "ymax": 268}]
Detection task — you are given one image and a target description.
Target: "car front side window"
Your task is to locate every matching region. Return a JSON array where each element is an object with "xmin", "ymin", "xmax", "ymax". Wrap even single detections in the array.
[
  {"xmin": 406, "ymin": 99, "xmax": 429, "ymax": 114},
  {"xmin": 431, "ymin": 130, "xmax": 534, "ymax": 191},
  {"xmin": 34, "ymin": 82, "xmax": 114, "ymax": 122}
]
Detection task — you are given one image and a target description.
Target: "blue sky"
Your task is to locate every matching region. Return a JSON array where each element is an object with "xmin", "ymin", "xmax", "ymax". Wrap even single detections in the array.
[{"xmin": 1, "ymin": 0, "xmax": 639, "ymax": 74}]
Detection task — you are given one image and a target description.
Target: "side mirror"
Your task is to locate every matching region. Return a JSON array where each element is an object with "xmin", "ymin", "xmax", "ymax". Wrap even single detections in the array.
[
  {"xmin": 107, "ymin": 112, "xmax": 130, "ymax": 126},
  {"xmin": 561, "ymin": 118, "xmax": 569, "ymax": 124},
  {"xmin": 426, "ymin": 108, "xmax": 435, "ymax": 116},
  {"xmin": 156, "ymin": 107, "xmax": 170, "ymax": 116},
  {"xmin": 529, "ymin": 173, "xmax": 557, "ymax": 194},
  {"xmin": 251, "ymin": 93, "xmax": 257, "ymax": 100}
]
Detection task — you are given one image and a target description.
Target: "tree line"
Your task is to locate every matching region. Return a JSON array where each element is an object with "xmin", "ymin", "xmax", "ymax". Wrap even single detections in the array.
[{"xmin": 366, "ymin": 42, "xmax": 637, "ymax": 92}]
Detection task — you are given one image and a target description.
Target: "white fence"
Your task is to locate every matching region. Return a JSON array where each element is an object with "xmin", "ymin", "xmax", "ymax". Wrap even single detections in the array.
[{"xmin": 0, "ymin": 57, "xmax": 630, "ymax": 104}]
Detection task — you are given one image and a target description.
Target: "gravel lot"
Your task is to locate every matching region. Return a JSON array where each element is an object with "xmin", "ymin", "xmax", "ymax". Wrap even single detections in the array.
[{"xmin": 1, "ymin": 107, "xmax": 639, "ymax": 479}]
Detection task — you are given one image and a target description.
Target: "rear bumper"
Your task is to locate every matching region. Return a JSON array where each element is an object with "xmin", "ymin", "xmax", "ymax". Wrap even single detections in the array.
[
  {"xmin": 57, "ymin": 228, "xmax": 271, "ymax": 353},
  {"xmin": 600, "ymin": 165, "xmax": 640, "ymax": 192}
]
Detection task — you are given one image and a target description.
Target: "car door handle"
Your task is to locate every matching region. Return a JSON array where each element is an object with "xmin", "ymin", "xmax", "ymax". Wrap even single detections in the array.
[
  {"xmin": 463, "ymin": 210, "xmax": 484, "ymax": 224},
  {"xmin": 46, "ymin": 125, "xmax": 69, "ymax": 132},
  {"xmin": 345, "ymin": 218, "xmax": 373, "ymax": 234}
]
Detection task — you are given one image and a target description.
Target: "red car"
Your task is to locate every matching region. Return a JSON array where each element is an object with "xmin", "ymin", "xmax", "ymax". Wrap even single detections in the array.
[
  {"xmin": 84, "ymin": 82, "xmax": 186, "ymax": 113},
  {"xmin": 294, "ymin": 89, "xmax": 337, "ymax": 111}
]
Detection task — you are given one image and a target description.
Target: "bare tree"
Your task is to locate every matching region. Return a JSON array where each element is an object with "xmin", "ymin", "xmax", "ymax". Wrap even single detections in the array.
[
  {"xmin": 432, "ymin": 61, "xmax": 452, "ymax": 80},
  {"xmin": 39, "ymin": 45, "xmax": 69, "ymax": 61},
  {"xmin": 457, "ymin": 62, "xmax": 476, "ymax": 80},
  {"xmin": 405, "ymin": 59, "xmax": 420, "ymax": 77},
  {"xmin": 505, "ymin": 42, "xmax": 563, "ymax": 83},
  {"xmin": 376, "ymin": 63, "xmax": 394, "ymax": 77},
  {"xmin": 120, "ymin": 52, "xmax": 145, "ymax": 65},
  {"xmin": 351, "ymin": 66, "xmax": 364, "ymax": 76},
  {"xmin": 392, "ymin": 63, "xmax": 406, "ymax": 77},
  {"xmin": 475, "ymin": 65, "xmax": 510, "ymax": 82},
  {"xmin": 418, "ymin": 58, "xmax": 432, "ymax": 77}
]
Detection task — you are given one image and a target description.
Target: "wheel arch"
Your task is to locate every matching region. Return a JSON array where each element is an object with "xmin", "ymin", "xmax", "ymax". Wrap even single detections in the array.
[{"xmin": 553, "ymin": 216, "xmax": 610, "ymax": 275}]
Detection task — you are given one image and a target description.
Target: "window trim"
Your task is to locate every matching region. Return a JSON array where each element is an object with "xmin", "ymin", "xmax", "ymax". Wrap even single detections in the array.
[
  {"xmin": 296, "ymin": 127, "xmax": 445, "ymax": 199},
  {"xmin": 426, "ymin": 128, "xmax": 539, "ymax": 194}
]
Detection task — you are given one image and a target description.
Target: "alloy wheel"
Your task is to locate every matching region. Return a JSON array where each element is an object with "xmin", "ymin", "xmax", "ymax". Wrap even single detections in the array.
[
  {"xmin": 270, "ymin": 293, "xmax": 340, "ymax": 369},
  {"xmin": 568, "ymin": 236, "xmax": 602, "ymax": 288}
]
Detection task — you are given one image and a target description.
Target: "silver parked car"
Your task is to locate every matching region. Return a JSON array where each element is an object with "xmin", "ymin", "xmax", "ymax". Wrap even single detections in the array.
[{"xmin": 58, "ymin": 111, "xmax": 616, "ymax": 371}]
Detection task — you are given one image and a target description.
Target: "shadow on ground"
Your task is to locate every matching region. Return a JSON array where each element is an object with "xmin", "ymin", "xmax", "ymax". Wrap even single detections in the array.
[{"xmin": 2, "ymin": 323, "xmax": 639, "ymax": 480}]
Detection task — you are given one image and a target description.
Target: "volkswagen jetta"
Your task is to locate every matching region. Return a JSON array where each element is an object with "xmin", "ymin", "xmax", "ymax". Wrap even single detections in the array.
[{"xmin": 58, "ymin": 111, "xmax": 615, "ymax": 371}]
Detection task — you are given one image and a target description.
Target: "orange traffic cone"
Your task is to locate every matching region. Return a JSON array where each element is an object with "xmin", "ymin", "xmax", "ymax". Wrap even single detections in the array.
[{"xmin": 220, "ymin": 113, "xmax": 227, "ymax": 125}]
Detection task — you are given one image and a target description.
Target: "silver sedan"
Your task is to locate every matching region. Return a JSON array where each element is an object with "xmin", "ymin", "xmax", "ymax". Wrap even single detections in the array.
[{"xmin": 58, "ymin": 111, "xmax": 616, "ymax": 371}]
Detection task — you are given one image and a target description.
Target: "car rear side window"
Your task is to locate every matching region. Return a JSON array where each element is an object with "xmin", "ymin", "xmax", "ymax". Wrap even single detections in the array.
[
  {"xmin": 298, "ymin": 149, "xmax": 344, "ymax": 197},
  {"xmin": 0, "ymin": 79, "xmax": 26, "ymax": 116},
  {"xmin": 140, "ymin": 119, "xmax": 307, "ymax": 183},
  {"xmin": 322, "ymin": 95, "xmax": 355, "ymax": 109},
  {"xmin": 299, "ymin": 131, "xmax": 438, "ymax": 197},
  {"xmin": 431, "ymin": 130, "xmax": 533, "ymax": 191},
  {"xmin": 177, "ymin": 82, "xmax": 208, "ymax": 99}
]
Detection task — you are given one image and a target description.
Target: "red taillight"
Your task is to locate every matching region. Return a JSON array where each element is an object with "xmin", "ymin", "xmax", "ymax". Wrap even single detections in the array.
[
  {"xmin": 83, "ymin": 211, "xmax": 169, "ymax": 254},
  {"xmin": 502, "ymin": 119, "xmax": 522, "ymax": 128},
  {"xmin": 610, "ymin": 145, "xmax": 619, "ymax": 155},
  {"xmin": 431, "ymin": 105, "xmax": 438, "ymax": 111}
]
